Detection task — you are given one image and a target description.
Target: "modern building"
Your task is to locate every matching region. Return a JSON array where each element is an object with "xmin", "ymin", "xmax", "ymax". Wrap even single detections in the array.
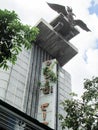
[{"xmin": 0, "ymin": 13, "xmax": 79, "ymax": 130}]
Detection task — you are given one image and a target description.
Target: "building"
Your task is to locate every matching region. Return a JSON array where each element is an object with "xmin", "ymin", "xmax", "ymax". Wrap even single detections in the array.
[{"xmin": 0, "ymin": 13, "xmax": 79, "ymax": 130}]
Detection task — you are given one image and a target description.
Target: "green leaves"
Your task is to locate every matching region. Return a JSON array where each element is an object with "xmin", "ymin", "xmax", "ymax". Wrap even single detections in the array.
[
  {"xmin": 43, "ymin": 65, "xmax": 57, "ymax": 83},
  {"xmin": 59, "ymin": 77, "xmax": 98, "ymax": 130},
  {"xmin": 0, "ymin": 9, "xmax": 39, "ymax": 70},
  {"xmin": 82, "ymin": 77, "xmax": 98, "ymax": 103}
]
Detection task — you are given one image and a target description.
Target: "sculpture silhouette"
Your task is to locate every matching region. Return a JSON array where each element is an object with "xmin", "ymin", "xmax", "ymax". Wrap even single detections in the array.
[{"xmin": 47, "ymin": 2, "xmax": 91, "ymax": 32}]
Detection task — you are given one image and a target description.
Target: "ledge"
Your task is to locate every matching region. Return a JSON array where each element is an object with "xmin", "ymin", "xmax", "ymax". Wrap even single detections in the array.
[{"xmin": 35, "ymin": 15, "xmax": 79, "ymax": 66}]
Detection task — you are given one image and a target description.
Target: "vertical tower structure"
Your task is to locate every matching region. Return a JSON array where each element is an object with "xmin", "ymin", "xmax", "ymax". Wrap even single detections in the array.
[
  {"xmin": 35, "ymin": 14, "xmax": 79, "ymax": 130},
  {"xmin": 0, "ymin": 13, "xmax": 79, "ymax": 130}
]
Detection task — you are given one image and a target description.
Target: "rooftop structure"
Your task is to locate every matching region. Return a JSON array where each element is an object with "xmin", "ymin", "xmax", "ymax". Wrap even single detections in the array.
[{"xmin": 36, "ymin": 14, "xmax": 79, "ymax": 66}]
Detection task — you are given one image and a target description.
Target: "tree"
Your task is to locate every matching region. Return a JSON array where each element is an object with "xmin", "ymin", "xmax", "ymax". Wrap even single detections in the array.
[
  {"xmin": 59, "ymin": 77, "xmax": 98, "ymax": 130},
  {"xmin": 0, "ymin": 9, "xmax": 39, "ymax": 70}
]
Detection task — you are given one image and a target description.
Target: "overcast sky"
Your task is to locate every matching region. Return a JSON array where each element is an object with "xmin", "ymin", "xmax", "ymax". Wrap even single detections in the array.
[{"xmin": 0, "ymin": 0, "xmax": 98, "ymax": 97}]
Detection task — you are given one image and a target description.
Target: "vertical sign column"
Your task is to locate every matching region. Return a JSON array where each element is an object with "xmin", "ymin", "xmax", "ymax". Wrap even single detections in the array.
[{"xmin": 37, "ymin": 59, "xmax": 57, "ymax": 129}]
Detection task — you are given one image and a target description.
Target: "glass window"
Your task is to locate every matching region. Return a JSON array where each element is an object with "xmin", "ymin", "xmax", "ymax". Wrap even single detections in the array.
[
  {"xmin": 0, "ymin": 88, "xmax": 5, "ymax": 98},
  {"xmin": 11, "ymin": 70, "xmax": 20, "ymax": 78},
  {"xmin": 16, "ymin": 89, "xmax": 24, "ymax": 98},
  {"xmin": 18, "ymin": 74, "xmax": 26, "ymax": 83},
  {"xmin": 59, "ymin": 71, "xmax": 65, "ymax": 78},
  {"xmin": 17, "ymin": 81, "xmax": 25, "ymax": 91},
  {"xmin": 15, "ymin": 96, "xmax": 22, "ymax": 107},
  {"xmin": 20, "ymin": 62, "xmax": 28, "ymax": 69},
  {"xmin": 58, "ymin": 77, "xmax": 65, "ymax": 83},
  {"xmin": 0, "ymin": 80, "xmax": 7, "ymax": 89},
  {"xmin": 8, "ymin": 83, "xmax": 16, "ymax": 93},
  {"xmin": 6, "ymin": 92, "xmax": 15, "ymax": 103},
  {"xmin": 9, "ymin": 76, "xmax": 18, "ymax": 87},
  {"xmin": 13, "ymin": 64, "xmax": 20, "ymax": 71},
  {"xmin": 19, "ymin": 68, "xmax": 27, "ymax": 75},
  {"xmin": 0, "ymin": 72, "xmax": 9, "ymax": 81}
]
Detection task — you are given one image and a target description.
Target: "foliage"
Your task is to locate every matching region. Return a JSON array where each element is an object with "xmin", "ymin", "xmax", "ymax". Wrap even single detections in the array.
[
  {"xmin": 40, "ymin": 60, "xmax": 57, "ymax": 94},
  {"xmin": 59, "ymin": 77, "xmax": 98, "ymax": 130},
  {"xmin": 43, "ymin": 66, "xmax": 57, "ymax": 83},
  {"xmin": 43, "ymin": 60, "xmax": 57, "ymax": 83},
  {"xmin": 0, "ymin": 9, "xmax": 39, "ymax": 70}
]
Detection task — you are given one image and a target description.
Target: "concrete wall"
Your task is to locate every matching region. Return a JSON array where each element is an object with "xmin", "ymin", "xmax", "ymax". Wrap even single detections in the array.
[
  {"xmin": 24, "ymin": 43, "xmax": 52, "ymax": 117},
  {"xmin": 37, "ymin": 59, "xmax": 57, "ymax": 129}
]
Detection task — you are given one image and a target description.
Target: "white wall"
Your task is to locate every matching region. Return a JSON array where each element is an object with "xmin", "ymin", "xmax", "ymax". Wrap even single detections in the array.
[{"xmin": 37, "ymin": 59, "xmax": 57, "ymax": 129}]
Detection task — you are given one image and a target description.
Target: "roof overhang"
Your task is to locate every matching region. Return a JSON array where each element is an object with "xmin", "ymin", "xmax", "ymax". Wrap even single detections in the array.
[{"xmin": 35, "ymin": 14, "xmax": 79, "ymax": 66}]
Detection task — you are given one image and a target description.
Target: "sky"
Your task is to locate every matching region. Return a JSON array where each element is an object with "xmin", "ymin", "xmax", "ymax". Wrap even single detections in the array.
[{"xmin": 0, "ymin": 0, "xmax": 98, "ymax": 97}]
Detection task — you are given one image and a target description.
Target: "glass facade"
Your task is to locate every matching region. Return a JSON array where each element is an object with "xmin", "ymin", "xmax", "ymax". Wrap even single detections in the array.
[
  {"xmin": 58, "ymin": 67, "xmax": 71, "ymax": 130},
  {"xmin": 0, "ymin": 47, "xmax": 31, "ymax": 111}
]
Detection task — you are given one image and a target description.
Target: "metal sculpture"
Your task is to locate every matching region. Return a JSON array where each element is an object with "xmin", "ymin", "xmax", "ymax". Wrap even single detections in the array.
[{"xmin": 47, "ymin": 2, "xmax": 91, "ymax": 32}]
